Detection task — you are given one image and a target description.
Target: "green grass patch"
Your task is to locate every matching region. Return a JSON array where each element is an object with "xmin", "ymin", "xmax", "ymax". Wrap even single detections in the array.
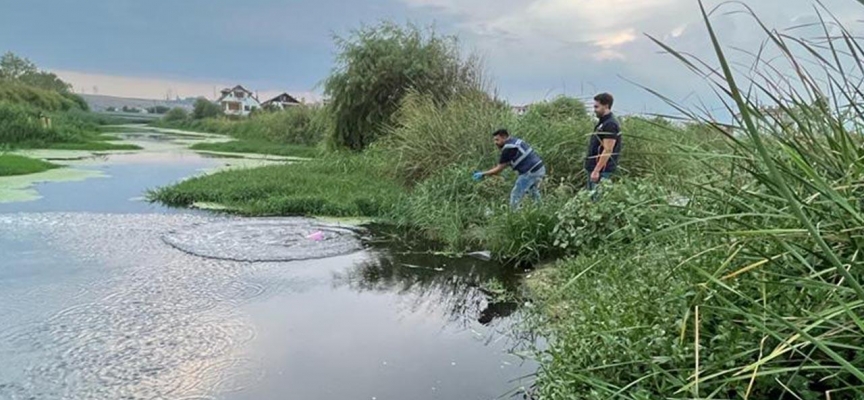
[
  {"xmin": 148, "ymin": 155, "xmax": 403, "ymax": 217},
  {"xmin": 189, "ymin": 140, "xmax": 317, "ymax": 158},
  {"xmin": 0, "ymin": 154, "xmax": 59, "ymax": 176}
]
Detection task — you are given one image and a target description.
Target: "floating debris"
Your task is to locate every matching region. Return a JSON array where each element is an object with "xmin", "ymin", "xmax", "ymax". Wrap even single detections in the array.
[
  {"xmin": 466, "ymin": 251, "xmax": 492, "ymax": 261},
  {"xmin": 307, "ymin": 231, "xmax": 324, "ymax": 241},
  {"xmin": 401, "ymin": 263, "xmax": 445, "ymax": 272}
]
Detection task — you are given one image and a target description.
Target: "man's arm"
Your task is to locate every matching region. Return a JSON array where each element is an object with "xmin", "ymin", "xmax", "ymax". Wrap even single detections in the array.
[
  {"xmin": 592, "ymin": 138, "xmax": 617, "ymax": 174},
  {"xmin": 482, "ymin": 163, "xmax": 508, "ymax": 177}
]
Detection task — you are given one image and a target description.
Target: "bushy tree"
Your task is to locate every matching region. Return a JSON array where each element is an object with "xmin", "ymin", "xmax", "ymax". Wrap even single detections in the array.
[
  {"xmin": 19, "ymin": 71, "xmax": 72, "ymax": 93},
  {"xmin": 61, "ymin": 92, "xmax": 89, "ymax": 111},
  {"xmin": 0, "ymin": 52, "xmax": 37, "ymax": 80},
  {"xmin": 147, "ymin": 105, "xmax": 171, "ymax": 114},
  {"xmin": 192, "ymin": 98, "xmax": 222, "ymax": 119},
  {"xmin": 324, "ymin": 22, "xmax": 484, "ymax": 150},
  {"xmin": 0, "ymin": 52, "xmax": 72, "ymax": 93},
  {"xmin": 164, "ymin": 107, "xmax": 189, "ymax": 122}
]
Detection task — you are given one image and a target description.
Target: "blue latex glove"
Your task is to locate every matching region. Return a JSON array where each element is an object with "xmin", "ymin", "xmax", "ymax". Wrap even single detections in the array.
[{"xmin": 472, "ymin": 171, "xmax": 484, "ymax": 181}]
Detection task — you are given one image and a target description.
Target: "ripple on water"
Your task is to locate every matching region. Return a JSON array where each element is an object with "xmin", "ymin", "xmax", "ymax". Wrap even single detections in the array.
[
  {"xmin": 0, "ymin": 213, "xmax": 307, "ymax": 400},
  {"xmin": 162, "ymin": 218, "xmax": 364, "ymax": 262}
]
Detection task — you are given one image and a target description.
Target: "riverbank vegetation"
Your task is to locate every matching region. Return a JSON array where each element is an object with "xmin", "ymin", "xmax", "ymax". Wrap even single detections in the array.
[
  {"xmin": 0, "ymin": 154, "xmax": 58, "ymax": 176},
  {"xmin": 0, "ymin": 52, "xmax": 140, "ymax": 152},
  {"xmin": 154, "ymin": 102, "xmax": 326, "ymax": 156},
  {"xmin": 150, "ymin": 6, "xmax": 864, "ymax": 398},
  {"xmin": 0, "ymin": 102, "xmax": 141, "ymax": 151},
  {"xmin": 150, "ymin": 154, "xmax": 401, "ymax": 216}
]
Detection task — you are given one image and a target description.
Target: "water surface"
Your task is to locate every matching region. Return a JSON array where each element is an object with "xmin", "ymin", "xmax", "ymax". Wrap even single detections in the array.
[{"xmin": 0, "ymin": 127, "xmax": 536, "ymax": 399}]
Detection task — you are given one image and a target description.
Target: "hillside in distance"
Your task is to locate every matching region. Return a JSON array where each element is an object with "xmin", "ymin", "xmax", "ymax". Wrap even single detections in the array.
[{"xmin": 80, "ymin": 94, "xmax": 196, "ymax": 112}]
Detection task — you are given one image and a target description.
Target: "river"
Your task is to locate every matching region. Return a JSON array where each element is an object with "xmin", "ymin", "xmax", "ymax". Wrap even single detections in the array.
[{"xmin": 0, "ymin": 126, "xmax": 537, "ymax": 399}]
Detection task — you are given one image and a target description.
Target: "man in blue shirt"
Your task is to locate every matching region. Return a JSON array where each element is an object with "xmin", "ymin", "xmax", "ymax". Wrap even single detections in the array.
[
  {"xmin": 473, "ymin": 129, "xmax": 546, "ymax": 209},
  {"xmin": 585, "ymin": 93, "xmax": 622, "ymax": 193}
]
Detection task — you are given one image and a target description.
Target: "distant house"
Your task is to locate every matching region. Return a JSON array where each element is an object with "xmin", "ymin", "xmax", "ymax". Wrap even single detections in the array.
[
  {"xmin": 261, "ymin": 92, "xmax": 302, "ymax": 110},
  {"xmin": 511, "ymin": 105, "xmax": 529, "ymax": 116},
  {"xmin": 216, "ymin": 85, "xmax": 260, "ymax": 116}
]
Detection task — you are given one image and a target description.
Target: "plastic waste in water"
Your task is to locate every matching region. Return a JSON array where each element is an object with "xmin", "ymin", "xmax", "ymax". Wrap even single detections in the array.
[
  {"xmin": 467, "ymin": 251, "xmax": 492, "ymax": 261},
  {"xmin": 307, "ymin": 231, "xmax": 324, "ymax": 241}
]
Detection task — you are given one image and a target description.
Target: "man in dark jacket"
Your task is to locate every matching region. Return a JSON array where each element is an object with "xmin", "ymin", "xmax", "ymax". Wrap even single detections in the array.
[
  {"xmin": 585, "ymin": 93, "xmax": 622, "ymax": 194},
  {"xmin": 473, "ymin": 129, "xmax": 546, "ymax": 209}
]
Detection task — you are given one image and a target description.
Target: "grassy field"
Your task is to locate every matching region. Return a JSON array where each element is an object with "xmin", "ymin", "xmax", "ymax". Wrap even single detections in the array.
[
  {"xmin": 189, "ymin": 140, "xmax": 317, "ymax": 158},
  {"xmin": 0, "ymin": 154, "xmax": 58, "ymax": 176}
]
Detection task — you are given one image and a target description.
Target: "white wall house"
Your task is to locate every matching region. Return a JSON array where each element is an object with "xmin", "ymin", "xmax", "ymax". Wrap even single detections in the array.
[
  {"xmin": 216, "ymin": 85, "xmax": 260, "ymax": 116},
  {"xmin": 261, "ymin": 92, "xmax": 302, "ymax": 110},
  {"xmin": 511, "ymin": 105, "xmax": 529, "ymax": 116}
]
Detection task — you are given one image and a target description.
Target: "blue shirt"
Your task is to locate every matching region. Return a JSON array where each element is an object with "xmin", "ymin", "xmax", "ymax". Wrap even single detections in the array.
[
  {"xmin": 499, "ymin": 137, "xmax": 544, "ymax": 175},
  {"xmin": 584, "ymin": 113, "xmax": 622, "ymax": 173}
]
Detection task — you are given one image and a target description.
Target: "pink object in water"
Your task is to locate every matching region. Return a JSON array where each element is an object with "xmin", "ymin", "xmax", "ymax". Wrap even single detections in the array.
[{"xmin": 307, "ymin": 231, "xmax": 325, "ymax": 241}]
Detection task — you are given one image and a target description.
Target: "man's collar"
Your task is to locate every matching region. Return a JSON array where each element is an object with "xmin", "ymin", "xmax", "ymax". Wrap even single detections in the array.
[{"xmin": 599, "ymin": 112, "xmax": 614, "ymax": 123}]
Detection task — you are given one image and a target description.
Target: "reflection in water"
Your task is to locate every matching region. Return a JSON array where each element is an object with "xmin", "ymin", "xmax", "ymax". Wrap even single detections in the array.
[{"xmin": 335, "ymin": 231, "xmax": 526, "ymax": 329}]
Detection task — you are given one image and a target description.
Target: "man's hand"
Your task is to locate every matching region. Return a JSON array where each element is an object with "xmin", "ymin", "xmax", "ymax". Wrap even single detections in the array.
[
  {"xmin": 472, "ymin": 171, "xmax": 484, "ymax": 181},
  {"xmin": 590, "ymin": 170, "xmax": 600, "ymax": 183}
]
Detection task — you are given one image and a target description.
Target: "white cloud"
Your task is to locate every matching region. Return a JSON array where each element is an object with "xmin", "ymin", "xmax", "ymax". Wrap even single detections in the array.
[
  {"xmin": 594, "ymin": 29, "xmax": 638, "ymax": 49},
  {"xmin": 400, "ymin": 0, "xmax": 864, "ymax": 107},
  {"xmin": 670, "ymin": 24, "xmax": 687, "ymax": 38},
  {"xmin": 402, "ymin": 0, "xmax": 681, "ymax": 52}
]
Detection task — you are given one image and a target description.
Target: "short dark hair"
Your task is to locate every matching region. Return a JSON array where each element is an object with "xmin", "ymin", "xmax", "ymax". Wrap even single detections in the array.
[
  {"xmin": 594, "ymin": 93, "xmax": 614, "ymax": 108},
  {"xmin": 492, "ymin": 128, "xmax": 509, "ymax": 137}
]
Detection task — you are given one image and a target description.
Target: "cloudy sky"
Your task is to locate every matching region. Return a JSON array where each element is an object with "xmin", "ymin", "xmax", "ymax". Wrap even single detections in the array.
[{"xmin": 2, "ymin": 0, "xmax": 862, "ymax": 113}]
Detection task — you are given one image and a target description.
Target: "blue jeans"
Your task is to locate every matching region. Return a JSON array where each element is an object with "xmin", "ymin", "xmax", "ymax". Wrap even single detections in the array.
[
  {"xmin": 510, "ymin": 166, "xmax": 546, "ymax": 209},
  {"xmin": 587, "ymin": 171, "xmax": 613, "ymax": 201}
]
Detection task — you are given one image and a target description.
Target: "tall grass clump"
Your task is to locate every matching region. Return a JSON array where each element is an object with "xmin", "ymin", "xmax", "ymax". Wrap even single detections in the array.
[
  {"xmin": 0, "ymin": 102, "xmax": 59, "ymax": 143},
  {"xmin": 514, "ymin": 96, "xmax": 594, "ymax": 179},
  {"xmin": 387, "ymin": 164, "xmax": 510, "ymax": 249},
  {"xmin": 530, "ymin": 2, "xmax": 864, "ymax": 398},
  {"xmin": 377, "ymin": 90, "xmax": 511, "ymax": 184},
  {"xmin": 324, "ymin": 22, "xmax": 485, "ymax": 150},
  {"xmin": 616, "ymin": 117, "xmax": 728, "ymax": 186},
  {"xmin": 0, "ymin": 102, "xmax": 135, "ymax": 149}
]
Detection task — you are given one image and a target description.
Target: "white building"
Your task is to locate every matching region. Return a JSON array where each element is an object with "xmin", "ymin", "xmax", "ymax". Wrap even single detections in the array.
[
  {"xmin": 261, "ymin": 92, "xmax": 302, "ymax": 110},
  {"xmin": 511, "ymin": 105, "xmax": 529, "ymax": 116},
  {"xmin": 216, "ymin": 85, "xmax": 260, "ymax": 116}
]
